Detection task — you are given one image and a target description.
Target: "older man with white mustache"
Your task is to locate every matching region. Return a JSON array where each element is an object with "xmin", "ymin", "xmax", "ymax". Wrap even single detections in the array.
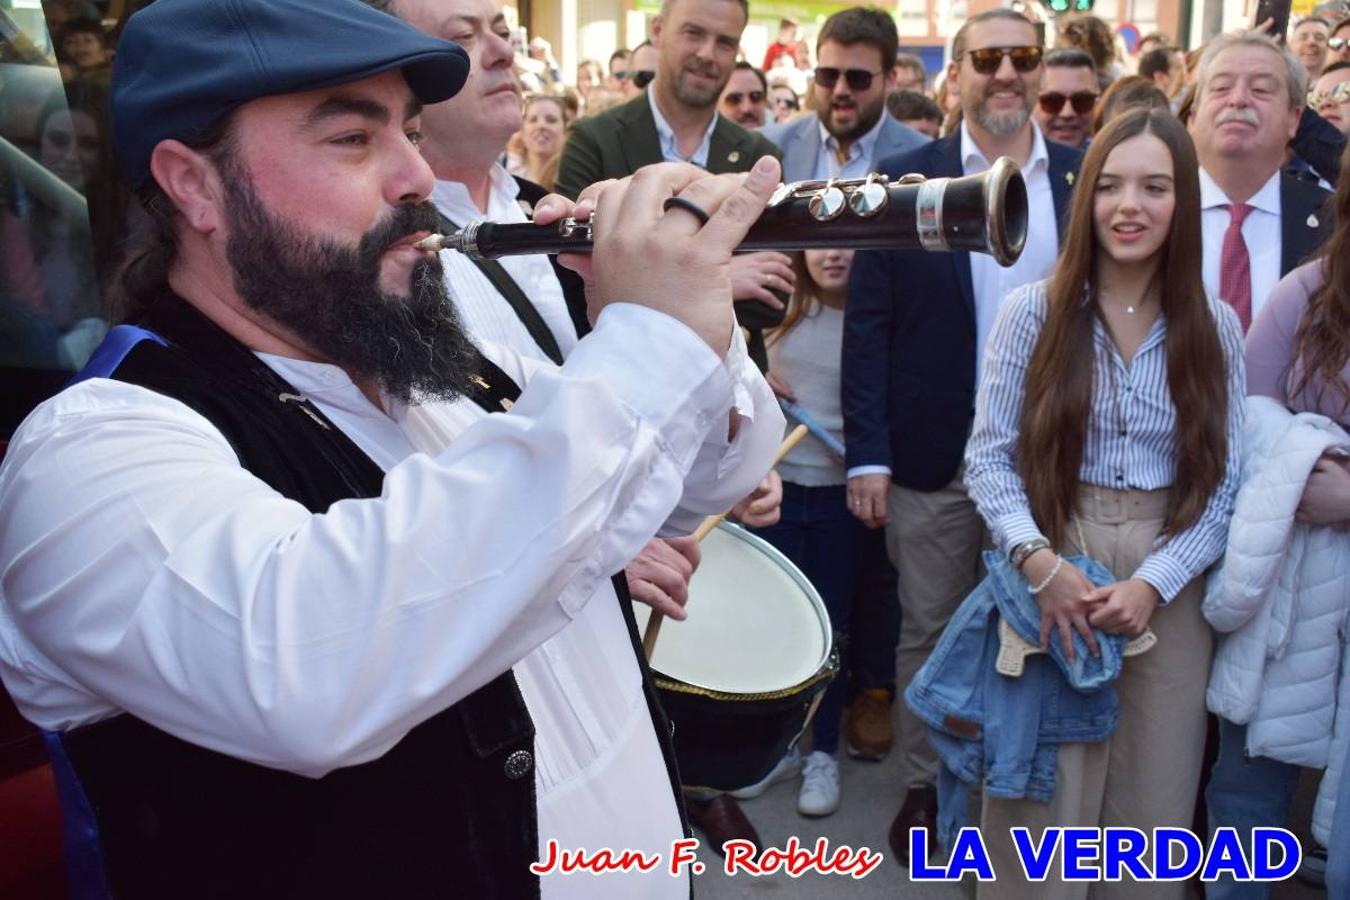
[{"xmin": 1187, "ymin": 30, "xmax": 1332, "ymax": 334}]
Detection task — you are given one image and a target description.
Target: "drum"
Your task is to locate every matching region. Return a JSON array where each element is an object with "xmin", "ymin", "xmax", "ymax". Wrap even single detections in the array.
[{"xmin": 633, "ymin": 522, "xmax": 838, "ymax": 792}]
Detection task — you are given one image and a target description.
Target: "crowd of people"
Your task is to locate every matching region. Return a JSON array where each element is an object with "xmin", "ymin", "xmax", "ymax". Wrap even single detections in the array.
[{"xmin": 1, "ymin": 0, "xmax": 1349, "ymax": 897}]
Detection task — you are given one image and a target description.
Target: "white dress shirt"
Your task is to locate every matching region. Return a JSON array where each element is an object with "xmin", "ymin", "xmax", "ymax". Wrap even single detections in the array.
[
  {"xmin": 0, "ymin": 304, "xmax": 783, "ymax": 900},
  {"xmin": 962, "ymin": 121, "xmax": 1061, "ymax": 388},
  {"xmin": 649, "ymin": 89, "xmax": 718, "ymax": 167},
  {"xmin": 1199, "ymin": 166, "xmax": 1283, "ymax": 324},
  {"xmin": 966, "ymin": 280, "xmax": 1246, "ymax": 602},
  {"xmin": 431, "ymin": 167, "xmax": 578, "ymax": 365},
  {"xmin": 811, "ymin": 114, "xmax": 887, "ymax": 181}
]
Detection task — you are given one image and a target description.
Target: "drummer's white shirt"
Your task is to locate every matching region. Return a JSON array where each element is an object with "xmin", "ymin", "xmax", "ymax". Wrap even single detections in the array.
[{"xmin": 0, "ymin": 304, "xmax": 783, "ymax": 899}]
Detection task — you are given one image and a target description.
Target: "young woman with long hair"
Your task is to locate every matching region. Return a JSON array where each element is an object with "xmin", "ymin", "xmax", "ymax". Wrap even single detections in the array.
[
  {"xmin": 1203, "ymin": 146, "xmax": 1350, "ymax": 900},
  {"xmin": 731, "ymin": 248, "xmax": 896, "ymax": 818},
  {"xmin": 964, "ymin": 107, "xmax": 1245, "ymax": 899}
]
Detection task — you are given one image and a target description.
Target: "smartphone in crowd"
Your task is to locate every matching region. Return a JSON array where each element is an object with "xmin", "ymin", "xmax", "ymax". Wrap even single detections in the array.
[{"xmin": 1253, "ymin": 0, "xmax": 1292, "ymax": 43}]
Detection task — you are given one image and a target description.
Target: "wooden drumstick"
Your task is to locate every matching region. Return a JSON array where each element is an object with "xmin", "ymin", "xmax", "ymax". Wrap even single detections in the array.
[{"xmin": 642, "ymin": 424, "xmax": 809, "ymax": 660}]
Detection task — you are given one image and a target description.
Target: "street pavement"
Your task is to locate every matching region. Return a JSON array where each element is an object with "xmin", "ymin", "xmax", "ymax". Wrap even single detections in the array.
[{"xmin": 687, "ymin": 717, "xmax": 1329, "ymax": 900}]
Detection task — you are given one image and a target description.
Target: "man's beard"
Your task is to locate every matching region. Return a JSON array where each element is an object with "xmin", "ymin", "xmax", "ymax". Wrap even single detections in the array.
[
  {"xmin": 672, "ymin": 60, "xmax": 728, "ymax": 109},
  {"xmin": 819, "ymin": 94, "xmax": 885, "ymax": 142},
  {"xmin": 222, "ymin": 177, "xmax": 479, "ymax": 406},
  {"xmin": 972, "ymin": 84, "xmax": 1034, "ymax": 137}
]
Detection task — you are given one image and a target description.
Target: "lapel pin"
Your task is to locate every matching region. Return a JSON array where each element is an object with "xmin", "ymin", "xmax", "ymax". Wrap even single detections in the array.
[
  {"xmin": 470, "ymin": 374, "xmax": 490, "ymax": 391},
  {"xmin": 1066, "ymin": 172, "xmax": 1075, "ymax": 185},
  {"xmin": 518, "ymin": 199, "xmax": 535, "ymax": 217},
  {"xmin": 1308, "ymin": 213, "xmax": 1319, "ymax": 229},
  {"xmin": 727, "ymin": 150, "xmax": 741, "ymax": 164}
]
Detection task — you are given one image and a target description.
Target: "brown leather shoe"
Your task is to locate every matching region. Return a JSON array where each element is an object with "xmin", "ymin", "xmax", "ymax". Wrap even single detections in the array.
[
  {"xmin": 846, "ymin": 688, "xmax": 894, "ymax": 761},
  {"xmin": 686, "ymin": 794, "xmax": 761, "ymax": 857},
  {"xmin": 887, "ymin": 785, "xmax": 938, "ymax": 867}
]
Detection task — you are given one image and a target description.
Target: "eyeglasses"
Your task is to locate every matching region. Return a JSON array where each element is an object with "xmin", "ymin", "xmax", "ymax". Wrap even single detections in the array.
[
  {"xmin": 632, "ymin": 69, "xmax": 656, "ymax": 89},
  {"xmin": 814, "ymin": 67, "xmax": 884, "ymax": 91},
  {"xmin": 959, "ymin": 45, "xmax": 1044, "ymax": 75},
  {"xmin": 773, "ymin": 95, "xmax": 800, "ymax": 110},
  {"xmin": 1329, "ymin": 37, "xmax": 1348, "ymax": 51},
  {"xmin": 1307, "ymin": 82, "xmax": 1350, "ymax": 107},
  {"xmin": 1037, "ymin": 90, "xmax": 1098, "ymax": 115},
  {"xmin": 724, "ymin": 90, "xmax": 765, "ymax": 105}
]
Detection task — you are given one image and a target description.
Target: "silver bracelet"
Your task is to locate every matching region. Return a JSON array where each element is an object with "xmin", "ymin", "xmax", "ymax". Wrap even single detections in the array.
[
  {"xmin": 1010, "ymin": 536, "xmax": 1051, "ymax": 570},
  {"xmin": 1028, "ymin": 555, "xmax": 1064, "ymax": 594}
]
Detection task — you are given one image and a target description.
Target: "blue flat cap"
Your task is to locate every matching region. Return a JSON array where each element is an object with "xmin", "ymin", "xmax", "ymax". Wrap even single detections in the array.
[{"xmin": 111, "ymin": 0, "xmax": 470, "ymax": 189}]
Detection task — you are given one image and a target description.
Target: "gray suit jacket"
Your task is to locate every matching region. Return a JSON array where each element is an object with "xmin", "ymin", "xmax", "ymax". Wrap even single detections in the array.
[{"xmin": 759, "ymin": 112, "xmax": 929, "ymax": 183}]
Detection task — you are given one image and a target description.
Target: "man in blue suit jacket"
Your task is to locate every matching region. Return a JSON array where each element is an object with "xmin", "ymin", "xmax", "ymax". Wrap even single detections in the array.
[
  {"xmin": 760, "ymin": 7, "xmax": 928, "ymax": 183},
  {"xmin": 839, "ymin": 8, "xmax": 1082, "ymax": 864}
]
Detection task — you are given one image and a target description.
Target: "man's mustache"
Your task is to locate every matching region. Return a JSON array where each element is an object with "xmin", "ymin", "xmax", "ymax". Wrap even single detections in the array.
[
  {"xmin": 1215, "ymin": 107, "xmax": 1259, "ymax": 126},
  {"xmin": 358, "ymin": 202, "xmax": 444, "ymax": 262}
]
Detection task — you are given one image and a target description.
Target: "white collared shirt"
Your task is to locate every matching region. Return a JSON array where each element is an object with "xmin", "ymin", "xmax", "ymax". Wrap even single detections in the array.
[
  {"xmin": 648, "ymin": 89, "xmax": 717, "ymax": 167},
  {"xmin": 0, "ymin": 307, "xmax": 784, "ymax": 900},
  {"xmin": 1199, "ymin": 166, "xmax": 1283, "ymax": 326},
  {"xmin": 811, "ymin": 113, "xmax": 888, "ymax": 181},
  {"xmin": 961, "ymin": 121, "xmax": 1060, "ymax": 387},
  {"xmin": 431, "ymin": 167, "xmax": 578, "ymax": 364}
]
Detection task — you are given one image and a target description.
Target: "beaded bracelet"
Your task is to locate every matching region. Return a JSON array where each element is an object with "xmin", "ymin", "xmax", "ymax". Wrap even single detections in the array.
[{"xmin": 1027, "ymin": 555, "xmax": 1064, "ymax": 594}]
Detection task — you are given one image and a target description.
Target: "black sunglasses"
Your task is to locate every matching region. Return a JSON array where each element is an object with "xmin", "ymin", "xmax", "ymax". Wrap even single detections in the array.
[
  {"xmin": 724, "ymin": 90, "xmax": 765, "ymax": 105},
  {"xmin": 1038, "ymin": 90, "xmax": 1097, "ymax": 115},
  {"xmin": 632, "ymin": 69, "xmax": 656, "ymax": 89},
  {"xmin": 814, "ymin": 67, "xmax": 883, "ymax": 91},
  {"xmin": 959, "ymin": 45, "xmax": 1044, "ymax": 75},
  {"xmin": 1330, "ymin": 37, "xmax": 1348, "ymax": 51},
  {"xmin": 773, "ymin": 94, "xmax": 799, "ymax": 109}
]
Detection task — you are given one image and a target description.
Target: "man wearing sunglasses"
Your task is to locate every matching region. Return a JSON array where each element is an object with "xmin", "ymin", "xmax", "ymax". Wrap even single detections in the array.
[
  {"xmin": 620, "ymin": 41, "xmax": 660, "ymax": 100},
  {"xmin": 1310, "ymin": 61, "xmax": 1350, "ymax": 134},
  {"xmin": 607, "ymin": 47, "xmax": 631, "ymax": 93},
  {"xmin": 842, "ymin": 9, "xmax": 1082, "ymax": 867},
  {"xmin": 1330, "ymin": 18, "xmax": 1350, "ymax": 67},
  {"xmin": 760, "ymin": 6, "xmax": 927, "ymax": 184},
  {"xmin": 719, "ymin": 60, "xmax": 768, "ymax": 128},
  {"xmin": 1032, "ymin": 47, "xmax": 1098, "ymax": 149}
]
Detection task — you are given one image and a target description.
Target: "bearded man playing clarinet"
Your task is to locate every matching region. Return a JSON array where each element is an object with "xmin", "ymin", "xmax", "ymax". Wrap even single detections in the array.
[{"xmin": 0, "ymin": 0, "xmax": 784, "ymax": 897}]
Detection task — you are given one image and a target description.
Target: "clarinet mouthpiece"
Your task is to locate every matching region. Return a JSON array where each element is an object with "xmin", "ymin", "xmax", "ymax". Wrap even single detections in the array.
[{"xmin": 413, "ymin": 233, "xmax": 450, "ymax": 252}]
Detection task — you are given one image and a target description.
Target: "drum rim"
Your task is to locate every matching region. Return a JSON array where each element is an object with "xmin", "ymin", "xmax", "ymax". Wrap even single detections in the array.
[
  {"xmin": 652, "ymin": 646, "xmax": 839, "ymax": 703},
  {"xmin": 643, "ymin": 521, "xmax": 835, "ymax": 694}
]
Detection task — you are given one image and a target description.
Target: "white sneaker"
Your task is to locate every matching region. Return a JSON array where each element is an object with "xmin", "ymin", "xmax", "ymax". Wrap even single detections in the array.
[
  {"xmin": 730, "ymin": 747, "xmax": 802, "ymax": 799},
  {"xmin": 797, "ymin": 751, "xmax": 840, "ymax": 816}
]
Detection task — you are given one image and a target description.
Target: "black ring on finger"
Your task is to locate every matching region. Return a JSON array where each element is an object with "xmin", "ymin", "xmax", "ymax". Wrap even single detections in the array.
[{"xmin": 662, "ymin": 195, "xmax": 711, "ymax": 226}]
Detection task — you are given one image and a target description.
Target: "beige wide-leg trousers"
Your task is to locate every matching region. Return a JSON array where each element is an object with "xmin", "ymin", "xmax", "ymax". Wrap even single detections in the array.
[{"xmin": 978, "ymin": 486, "xmax": 1213, "ymax": 900}]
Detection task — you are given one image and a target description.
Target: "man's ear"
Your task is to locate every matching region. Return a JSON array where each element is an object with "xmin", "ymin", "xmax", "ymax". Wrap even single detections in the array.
[
  {"xmin": 651, "ymin": 15, "xmax": 664, "ymax": 47},
  {"xmin": 148, "ymin": 139, "xmax": 226, "ymax": 235},
  {"xmin": 946, "ymin": 60, "xmax": 961, "ymax": 94}
]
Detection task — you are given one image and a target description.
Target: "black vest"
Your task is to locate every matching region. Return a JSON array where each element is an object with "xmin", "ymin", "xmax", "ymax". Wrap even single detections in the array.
[{"xmin": 55, "ymin": 296, "xmax": 686, "ymax": 898}]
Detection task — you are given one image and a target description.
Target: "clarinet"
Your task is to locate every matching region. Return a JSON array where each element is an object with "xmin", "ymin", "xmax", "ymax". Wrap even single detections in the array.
[{"xmin": 415, "ymin": 156, "xmax": 1029, "ymax": 268}]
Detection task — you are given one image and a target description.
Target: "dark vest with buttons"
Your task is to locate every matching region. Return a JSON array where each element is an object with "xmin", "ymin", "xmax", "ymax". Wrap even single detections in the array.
[{"xmin": 50, "ymin": 295, "xmax": 687, "ymax": 899}]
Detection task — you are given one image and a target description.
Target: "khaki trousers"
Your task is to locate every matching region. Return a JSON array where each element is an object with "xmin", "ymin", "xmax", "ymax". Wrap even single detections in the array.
[
  {"xmin": 886, "ymin": 471, "xmax": 988, "ymax": 790},
  {"xmin": 978, "ymin": 486, "xmax": 1213, "ymax": 900}
]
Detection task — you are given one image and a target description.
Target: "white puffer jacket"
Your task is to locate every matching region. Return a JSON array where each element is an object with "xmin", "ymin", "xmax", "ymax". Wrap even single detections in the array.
[{"xmin": 1204, "ymin": 396, "xmax": 1350, "ymax": 844}]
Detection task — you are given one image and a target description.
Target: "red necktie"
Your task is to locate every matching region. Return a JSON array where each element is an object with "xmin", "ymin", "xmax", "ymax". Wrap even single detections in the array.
[{"xmin": 1219, "ymin": 203, "xmax": 1254, "ymax": 332}]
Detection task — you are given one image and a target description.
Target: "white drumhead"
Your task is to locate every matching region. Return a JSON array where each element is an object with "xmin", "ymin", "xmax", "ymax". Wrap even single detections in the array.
[{"xmin": 633, "ymin": 523, "xmax": 831, "ymax": 694}]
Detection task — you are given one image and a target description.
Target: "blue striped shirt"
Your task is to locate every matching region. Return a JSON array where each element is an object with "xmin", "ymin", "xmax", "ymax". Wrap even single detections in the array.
[{"xmin": 965, "ymin": 279, "xmax": 1246, "ymax": 602}]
